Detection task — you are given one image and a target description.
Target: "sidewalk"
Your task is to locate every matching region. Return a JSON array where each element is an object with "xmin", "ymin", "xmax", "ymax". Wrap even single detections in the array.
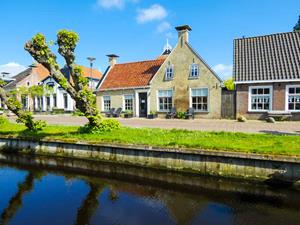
[{"xmin": 11, "ymin": 114, "xmax": 298, "ymax": 135}]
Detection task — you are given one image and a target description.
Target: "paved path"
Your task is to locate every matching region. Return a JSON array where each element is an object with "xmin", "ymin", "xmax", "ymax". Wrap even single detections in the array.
[{"xmin": 8, "ymin": 114, "xmax": 300, "ymax": 135}]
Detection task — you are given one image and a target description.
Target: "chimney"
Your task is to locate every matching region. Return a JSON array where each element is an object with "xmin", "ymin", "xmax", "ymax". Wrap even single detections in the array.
[
  {"xmin": 106, "ymin": 54, "xmax": 119, "ymax": 67},
  {"xmin": 175, "ymin": 25, "xmax": 192, "ymax": 46}
]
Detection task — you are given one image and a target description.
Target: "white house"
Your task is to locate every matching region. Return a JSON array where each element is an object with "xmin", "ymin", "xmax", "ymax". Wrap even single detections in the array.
[{"xmin": 35, "ymin": 66, "xmax": 102, "ymax": 112}]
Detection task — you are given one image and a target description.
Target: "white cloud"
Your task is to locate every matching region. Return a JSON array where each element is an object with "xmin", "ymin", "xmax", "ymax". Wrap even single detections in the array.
[
  {"xmin": 0, "ymin": 62, "xmax": 26, "ymax": 77},
  {"xmin": 97, "ymin": 0, "xmax": 138, "ymax": 10},
  {"xmin": 212, "ymin": 64, "xmax": 233, "ymax": 79},
  {"xmin": 156, "ymin": 21, "xmax": 171, "ymax": 33},
  {"xmin": 136, "ymin": 4, "xmax": 167, "ymax": 23}
]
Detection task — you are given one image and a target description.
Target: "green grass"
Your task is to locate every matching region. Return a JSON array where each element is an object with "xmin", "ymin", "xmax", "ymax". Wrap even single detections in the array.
[{"xmin": 0, "ymin": 123, "xmax": 300, "ymax": 156}]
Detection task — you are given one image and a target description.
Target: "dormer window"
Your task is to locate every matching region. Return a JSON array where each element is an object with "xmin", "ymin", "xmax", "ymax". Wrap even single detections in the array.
[
  {"xmin": 190, "ymin": 64, "xmax": 199, "ymax": 78},
  {"xmin": 165, "ymin": 65, "xmax": 174, "ymax": 80}
]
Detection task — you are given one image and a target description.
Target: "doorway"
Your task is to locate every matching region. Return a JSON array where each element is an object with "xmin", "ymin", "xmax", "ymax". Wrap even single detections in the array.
[{"xmin": 138, "ymin": 92, "xmax": 148, "ymax": 117}]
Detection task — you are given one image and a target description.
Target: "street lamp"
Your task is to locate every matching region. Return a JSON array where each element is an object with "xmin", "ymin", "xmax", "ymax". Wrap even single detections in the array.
[{"xmin": 87, "ymin": 57, "xmax": 96, "ymax": 90}]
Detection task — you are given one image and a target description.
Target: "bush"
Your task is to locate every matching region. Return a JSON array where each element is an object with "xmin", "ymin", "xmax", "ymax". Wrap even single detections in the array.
[
  {"xmin": 79, "ymin": 118, "xmax": 121, "ymax": 134},
  {"xmin": 237, "ymin": 114, "xmax": 247, "ymax": 122},
  {"xmin": 176, "ymin": 111, "xmax": 185, "ymax": 119},
  {"xmin": 123, "ymin": 110, "xmax": 133, "ymax": 115},
  {"xmin": 72, "ymin": 110, "xmax": 85, "ymax": 116},
  {"xmin": 51, "ymin": 108, "xmax": 65, "ymax": 114},
  {"xmin": 0, "ymin": 116, "xmax": 9, "ymax": 125},
  {"xmin": 149, "ymin": 111, "xmax": 157, "ymax": 115}
]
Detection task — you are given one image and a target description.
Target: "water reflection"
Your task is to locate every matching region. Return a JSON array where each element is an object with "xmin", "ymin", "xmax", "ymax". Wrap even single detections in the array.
[
  {"xmin": 0, "ymin": 154, "xmax": 300, "ymax": 225},
  {"xmin": 75, "ymin": 182, "xmax": 104, "ymax": 225}
]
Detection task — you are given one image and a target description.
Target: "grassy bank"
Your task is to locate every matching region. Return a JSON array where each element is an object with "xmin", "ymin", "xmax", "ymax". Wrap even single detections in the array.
[{"xmin": 0, "ymin": 123, "xmax": 300, "ymax": 156}]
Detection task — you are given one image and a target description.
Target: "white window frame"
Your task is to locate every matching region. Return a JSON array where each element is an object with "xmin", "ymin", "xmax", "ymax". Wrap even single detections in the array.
[
  {"xmin": 123, "ymin": 94, "xmax": 134, "ymax": 112},
  {"xmin": 189, "ymin": 87, "xmax": 209, "ymax": 112},
  {"xmin": 165, "ymin": 65, "xmax": 174, "ymax": 80},
  {"xmin": 285, "ymin": 85, "xmax": 300, "ymax": 112},
  {"xmin": 157, "ymin": 89, "xmax": 173, "ymax": 112},
  {"xmin": 189, "ymin": 64, "xmax": 199, "ymax": 78},
  {"xmin": 248, "ymin": 86, "xmax": 273, "ymax": 112},
  {"xmin": 102, "ymin": 95, "xmax": 111, "ymax": 112}
]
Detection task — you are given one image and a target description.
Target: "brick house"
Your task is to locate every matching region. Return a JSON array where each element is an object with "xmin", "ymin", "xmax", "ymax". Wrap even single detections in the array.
[
  {"xmin": 234, "ymin": 31, "xmax": 300, "ymax": 120},
  {"xmin": 96, "ymin": 25, "xmax": 222, "ymax": 118}
]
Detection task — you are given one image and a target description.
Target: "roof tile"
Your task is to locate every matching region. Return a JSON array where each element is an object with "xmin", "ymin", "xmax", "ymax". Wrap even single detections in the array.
[
  {"xmin": 234, "ymin": 31, "xmax": 300, "ymax": 82},
  {"xmin": 99, "ymin": 59, "xmax": 165, "ymax": 90}
]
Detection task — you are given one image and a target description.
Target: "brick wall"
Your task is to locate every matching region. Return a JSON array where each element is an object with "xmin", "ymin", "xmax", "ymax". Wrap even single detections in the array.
[{"xmin": 236, "ymin": 82, "xmax": 300, "ymax": 120}]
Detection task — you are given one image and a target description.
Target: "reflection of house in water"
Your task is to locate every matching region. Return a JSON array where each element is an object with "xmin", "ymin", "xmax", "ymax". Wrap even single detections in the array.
[{"xmin": 2, "ymin": 159, "xmax": 300, "ymax": 225}]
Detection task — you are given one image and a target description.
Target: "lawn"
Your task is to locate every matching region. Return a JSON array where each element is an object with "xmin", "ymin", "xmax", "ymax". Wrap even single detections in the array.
[{"xmin": 0, "ymin": 123, "xmax": 300, "ymax": 156}]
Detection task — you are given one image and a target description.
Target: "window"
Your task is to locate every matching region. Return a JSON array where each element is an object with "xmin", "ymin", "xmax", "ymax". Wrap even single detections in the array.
[
  {"xmin": 189, "ymin": 64, "xmax": 199, "ymax": 78},
  {"xmin": 191, "ymin": 88, "xmax": 208, "ymax": 111},
  {"xmin": 21, "ymin": 95, "xmax": 28, "ymax": 110},
  {"xmin": 46, "ymin": 96, "xmax": 50, "ymax": 109},
  {"xmin": 249, "ymin": 86, "xmax": 272, "ymax": 111},
  {"xmin": 165, "ymin": 65, "xmax": 174, "ymax": 80},
  {"xmin": 37, "ymin": 97, "xmax": 43, "ymax": 111},
  {"xmin": 158, "ymin": 90, "xmax": 173, "ymax": 111},
  {"xmin": 63, "ymin": 93, "xmax": 68, "ymax": 109},
  {"xmin": 287, "ymin": 85, "xmax": 300, "ymax": 111},
  {"xmin": 124, "ymin": 95, "xmax": 133, "ymax": 111},
  {"xmin": 103, "ymin": 96, "xmax": 111, "ymax": 111},
  {"xmin": 53, "ymin": 94, "xmax": 57, "ymax": 107}
]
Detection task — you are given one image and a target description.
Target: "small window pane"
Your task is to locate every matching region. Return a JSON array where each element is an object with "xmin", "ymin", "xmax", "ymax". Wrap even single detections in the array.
[
  {"xmin": 258, "ymin": 89, "xmax": 263, "ymax": 95},
  {"xmin": 289, "ymin": 88, "xmax": 295, "ymax": 94}
]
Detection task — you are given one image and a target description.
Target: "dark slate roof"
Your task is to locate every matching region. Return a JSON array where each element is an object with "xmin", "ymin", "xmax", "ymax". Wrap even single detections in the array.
[
  {"xmin": 233, "ymin": 31, "xmax": 300, "ymax": 82},
  {"xmin": 4, "ymin": 68, "xmax": 31, "ymax": 90}
]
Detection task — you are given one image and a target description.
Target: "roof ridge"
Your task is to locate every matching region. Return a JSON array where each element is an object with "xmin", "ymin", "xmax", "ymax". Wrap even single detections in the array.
[
  {"xmin": 234, "ymin": 31, "xmax": 299, "ymax": 41},
  {"xmin": 115, "ymin": 58, "xmax": 165, "ymax": 66}
]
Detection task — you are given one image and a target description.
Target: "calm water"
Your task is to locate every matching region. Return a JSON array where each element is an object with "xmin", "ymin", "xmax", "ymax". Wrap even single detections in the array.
[{"xmin": 0, "ymin": 154, "xmax": 300, "ymax": 225}]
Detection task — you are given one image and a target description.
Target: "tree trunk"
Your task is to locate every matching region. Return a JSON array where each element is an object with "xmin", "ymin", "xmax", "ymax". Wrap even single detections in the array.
[
  {"xmin": 24, "ymin": 34, "xmax": 102, "ymax": 129},
  {"xmin": 0, "ymin": 87, "xmax": 37, "ymax": 130}
]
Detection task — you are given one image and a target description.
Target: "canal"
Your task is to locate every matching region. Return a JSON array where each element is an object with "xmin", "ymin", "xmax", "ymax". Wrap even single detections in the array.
[{"xmin": 0, "ymin": 153, "xmax": 299, "ymax": 225}]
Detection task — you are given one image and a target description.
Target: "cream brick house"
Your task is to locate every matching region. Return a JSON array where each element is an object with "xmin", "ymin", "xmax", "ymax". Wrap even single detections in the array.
[{"xmin": 96, "ymin": 25, "xmax": 222, "ymax": 118}]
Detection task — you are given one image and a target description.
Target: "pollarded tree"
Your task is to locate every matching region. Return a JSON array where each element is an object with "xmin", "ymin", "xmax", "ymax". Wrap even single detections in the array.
[
  {"xmin": 24, "ymin": 30, "xmax": 120, "ymax": 133},
  {"xmin": 294, "ymin": 16, "xmax": 300, "ymax": 31},
  {"xmin": 0, "ymin": 81, "xmax": 46, "ymax": 131}
]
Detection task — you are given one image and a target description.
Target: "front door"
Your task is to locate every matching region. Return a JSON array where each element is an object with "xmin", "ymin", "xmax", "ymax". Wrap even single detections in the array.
[{"xmin": 139, "ymin": 93, "xmax": 147, "ymax": 117}]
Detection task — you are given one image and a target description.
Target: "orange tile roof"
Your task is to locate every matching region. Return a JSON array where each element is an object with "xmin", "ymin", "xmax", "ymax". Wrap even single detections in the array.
[
  {"xmin": 80, "ymin": 66, "xmax": 102, "ymax": 79},
  {"xmin": 32, "ymin": 63, "xmax": 50, "ymax": 81},
  {"xmin": 99, "ymin": 59, "xmax": 165, "ymax": 90}
]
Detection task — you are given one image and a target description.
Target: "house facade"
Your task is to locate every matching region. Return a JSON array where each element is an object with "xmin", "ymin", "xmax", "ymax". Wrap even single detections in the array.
[
  {"xmin": 234, "ymin": 31, "xmax": 300, "ymax": 120},
  {"xmin": 2, "ymin": 63, "xmax": 102, "ymax": 113},
  {"xmin": 36, "ymin": 66, "xmax": 102, "ymax": 112},
  {"xmin": 96, "ymin": 25, "xmax": 222, "ymax": 118},
  {"xmin": 3, "ymin": 63, "xmax": 49, "ymax": 110}
]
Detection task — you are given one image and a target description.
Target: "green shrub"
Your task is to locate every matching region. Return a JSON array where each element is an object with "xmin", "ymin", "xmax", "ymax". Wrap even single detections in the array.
[
  {"xmin": 123, "ymin": 110, "xmax": 133, "ymax": 115},
  {"xmin": 72, "ymin": 110, "xmax": 85, "ymax": 116},
  {"xmin": 176, "ymin": 111, "xmax": 185, "ymax": 119},
  {"xmin": 0, "ymin": 116, "xmax": 9, "ymax": 125},
  {"xmin": 237, "ymin": 114, "xmax": 247, "ymax": 122},
  {"xmin": 79, "ymin": 118, "xmax": 121, "ymax": 134},
  {"xmin": 51, "ymin": 108, "xmax": 65, "ymax": 114},
  {"xmin": 149, "ymin": 111, "xmax": 157, "ymax": 115}
]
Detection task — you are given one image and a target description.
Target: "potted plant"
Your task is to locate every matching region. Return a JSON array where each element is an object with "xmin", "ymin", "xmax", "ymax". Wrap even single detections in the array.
[
  {"xmin": 147, "ymin": 111, "xmax": 157, "ymax": 119},
  {"xmin": 124, "ymin": 110, "xmax": 133, "ymax": 118}
]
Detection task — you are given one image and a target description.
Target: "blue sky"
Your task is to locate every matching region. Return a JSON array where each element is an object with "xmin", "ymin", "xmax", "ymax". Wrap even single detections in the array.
[{"xmin": 0, "ymin": 0, "xmax": 299, "ymax": 79}]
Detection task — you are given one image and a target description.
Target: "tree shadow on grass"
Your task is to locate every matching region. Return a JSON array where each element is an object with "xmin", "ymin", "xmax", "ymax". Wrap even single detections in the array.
[
  {"xmin": 0, "ymin": 129, "xmax": 80, "ymax": 142},
  {"xmin": 259, "ymin": 130, "xmax": 300, "ymax": 136}
]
